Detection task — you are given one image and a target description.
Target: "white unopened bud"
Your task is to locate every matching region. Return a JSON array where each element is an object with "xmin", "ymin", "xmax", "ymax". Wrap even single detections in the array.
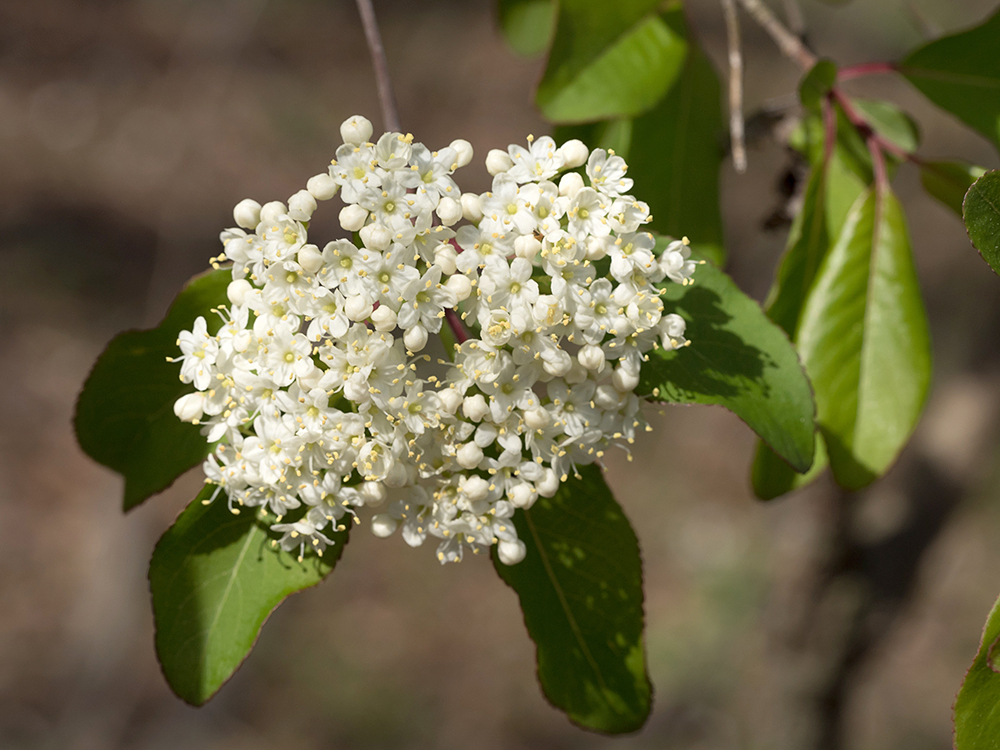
[
  {"xmin": 341, "ymin": 115, "xmax": 373, "ymax": 145},
  {"xmin": 450, "ymin": 138, "xmax": 474, "ymax": 168},
  {"xmin": 463, "ymin": 393, "xmax": 489, "ymax": 422},
  {"xmin": 306, "ymin": 172, "xmax": 338, "ymax": 201},
  {"xmin": 514, "ymin": 234, "xmax": 542, "ymax": 260},
  {"xmin": 259, "ymin": 201, "xmax": 286, "ymax": 225},
  {"xmin": 359, "ymin": 481, "xmax": 387, "ymax": 507},
  {"xmin": 298, "ymin": 365, "xmax": 323, "ymax": 390},
  {"xmin": 486, "ymin": 148, "xmax": 514, "ymax": 175},
  {"xmin": 509, "ymin": 483, "xmax": 537, "ymax": 509},
  {"xmin": 287, "ymin": 189, "xmax": 317, "ymax": 221},
  {"xmin": 523, "ymin": 407, "xmax": 551, "ymax": 430},
  {"xmin": 339, "ymin": 204, "xmax": 368, "ymax": 232},
  {"xmin": 227, "ymin": 279, "xmax": 253, "ymax": 306},
  {"xmin": 384, "ymin": 461, "xmax": 408, "ymax": 488},
  {"xmin": 433, "ymin": 243, "xmax": 458, "ymax": 275},
  {"xmin": 297, "ymin": 244, "xmax": 323, "ymax": 273},
  {"xmin": 558, "ymin": 171, "xmax": 585, "ymax": 199},
  {"xmin": 541, "ymin": 349, "xmax": 573, "ymax": 377},
  {"xmin": 439, "ymin": 387, "xmax": 463, "ymax": 414},
  {"xmin": 585, "ymin": 235, "xmax": 609, "ymax": 261},
  {"xmin": 359, "ymin": 222, "xmax": 392, "ymax": 251},
  {"xmin": 497, "ymin": 539, "xmax": 527, "ymax": 565},
  {"xmin": 456, "ymin": 442, "xmax": 484, "ymax": 469},
  {"xmin": 461, "ymin": 192, "xmax": 484, "ymax": 223},
  {"xmin": 233, "ymin": 199, "xmax": 261, "ymax": 229},
  {"xmin": 371, "ymin": 513, "xmax": 398, "ymax": 538},
  {"xmin": 536, "ymin": 467, "xmax": 560, "ymax": 497},
  {"xmin": 612, "ymin": 365, "xmax": 640, "ymax": 392},
  {"xmin": 594, "ymin": 383, "xmax": 624, "ymax": 410},
  {"xmin": 436, "ymin": 196, "xmax": 462, "ymax": 226},
  {"xmin": 345, "ymin": 293, "xmax": 374, "ymax": 321},
  {"xmin": 403, "ymin": 324, "xmax": 428, "ymax": 352},
  {"xmin": 371, "ymin": 305, "xmax": 397, "ymax": 332},
  {"xmin": 173, "ymin": 392, "xmax": 204, "ymax": 422},
  {"xmin": 462, "ymin": 475, "xmax": 490, "ymax": 502},
  {"xmin": 563, "ymin": 359, "xmax": 589, "ymax": 384},
  {"xmin": 578, "ymin": 344, "xmax": 606, "ymax": 371},
  {"xmin": 558, "ymin": 139, "xmax": 589, "ymax": 169},
  {"xmin": 446, "ymin": 273, "xmax": 472, "ymax": 302}
]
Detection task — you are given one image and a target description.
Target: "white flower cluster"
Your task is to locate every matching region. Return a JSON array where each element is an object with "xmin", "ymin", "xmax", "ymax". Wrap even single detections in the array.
[{"xmin": 172, "ymin": 115, "xmax": 695, "ymax": 565}]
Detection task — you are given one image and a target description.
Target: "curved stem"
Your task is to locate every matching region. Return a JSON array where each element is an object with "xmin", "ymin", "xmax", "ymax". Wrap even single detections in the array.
[
  {"xmin": 735, "ymin": 0, "xmax": 816, "ymax": 70},
  {"xmin": 355, "ymin": 0, "xmax": 401, "ymax": 132},
  {"xmin": 838, "ymin": 61, "xmax": 897, "ymax": 81}
]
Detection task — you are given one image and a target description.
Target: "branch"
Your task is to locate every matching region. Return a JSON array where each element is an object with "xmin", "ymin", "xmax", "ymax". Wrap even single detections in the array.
[
  {"xmin": 735, "ymin": 0, "xmax": 816, "ymax": 70},
  {"xmin": 722, "ymin": 0, "xmax": 747, "ymax": 173},
  {"xmin": 355, "ymin": 0, "xmax": 401, "ymax": 133}
]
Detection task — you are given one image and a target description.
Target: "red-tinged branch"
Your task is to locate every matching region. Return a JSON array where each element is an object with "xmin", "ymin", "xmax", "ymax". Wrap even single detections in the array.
[
  {"xmin": 838, "ymin": 62, "xmax": 897, "ymax": 81},
  {"xmin": 445, "ymin": 309, "xmax": 470, "ymax": 344},
  {"xmin": 355, "ymin": 0, "xmax": 401, "ymax": 133}
]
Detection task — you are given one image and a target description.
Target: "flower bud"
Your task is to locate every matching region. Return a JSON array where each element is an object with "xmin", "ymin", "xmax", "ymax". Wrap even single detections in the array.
[
  {"xmin": 259, "ymin": 201, "xmax": 286, "ymax": 225},
  {"xmin": 461, "ymin": 192, "xmax": 484, "ymax": 223},
  {"xmin": 345, "ymin": 293, "xmax": 374, "ymax": 321},
  {"xmin": 371, "ymin": 305, "xmax": 397, "ymax": 332},
  {"xmin": 594, "ymin": 383, "xmax": 623, "ymax": 410},
  {"xmin": 436, "ymin": 196, "xmax": 462, "ymax": 226},
  {"xmin": 227, "ymin": 278, "xmax": 253, "ymax": 306},
  {"xmin": 486, "ymin": 148, "xmax": 514, "ymax": 175},
  {"xmin": 340, "ymin": 115, "xmax": 373, "ymax": 145},
  {"xmin": 463, "ymin": 393, "xmax": 489, "ymax": 422},
  {"xmin": 541, "ymin": 349, "xmax": 573, "ymax": 377},
  {"xmin": 509, "ymin": 482, "xmax": 537, "ymax": 509},
  {"xmin": 433, "ymin": 243, "xmax": 458, "ymax": 275},
  {"xmin": 360, "ymin": 481, "xmax": 387, "ymax": 507},
  {"xmin": 558, "ymin": 171, "xmax": 585, "ymax": 199},
  {"xmin": 359, "ymin": 222, "xmax": 392, "ymax": 251},
  {"xmin": 578, "ymin": 344, "xmax": 606, "ymax": 371},
  {"xmin": 306, "ymin": 172, "xmax": 338, "ymax": 201},
  {"xmin": 497, "ymin": 539, "xmax": 527, "ymax": 565},
  {"xmin": 456, "ymin": 442, "xmax": 484, "ymax": 469},
  {"xmin": 612, "ymin": 365, "xmax": 640, "ymax": 393},
  {"xmin": 513, "ymin": 234, "xmax": 541, "ymax": 260},
  {"xmin": 536, "ymin": 467, "xmax": 560, "ymax": 497},
  {"xmin": 287, "ymin": 189, "xmax": 317, "ymax": 221},
  {"xmin": 523, "ymin": 407, "xmax": 551, "ymax": 430},
  {"xmin": 297, "ymin": 243, "xmax": 323, "ymax": 273},
  {"xmin": 233, "ymin": 198, "xmax": 261, "ymax": 229},
  {"xmin": 558, "ymin": 138, "xmax": 589, "ymax": 168},
  {"xmin": 445, "ymin": 273, "xmax": 472, "ymax": 302},
  {"xmin": 439, "ymin": 387, "xmax": 463, "ymax": 414},
  {"xmin": 371, "ymin": 513, "xmax": 398, "ymax": 538},
  {"xmin": 173, "ymin": 392, "xmax": 204, "ymax": 422},
  {"xmin": 585, "ymin": 235, "xmax": 609, "ymax": 261},
  {"xmin": 339, "ymin": 204, "xmax": 368, "ymax": 232},
  {"xmin": 384, "ymin": 461, "xmax": 408, "ymax": 488},
  {"xmin": 450, "ymin": 138, "xmax": 474, "ymax": 168},
  {"xmin": 563, "ymin": 358, "xmax": 589, "ymax": 384},
  {"xmin": 462, "ymin": 475, "xmax": 490, "ymax": 502},
  {"xmin": 403, "ymin": 324, "xmax": 428, "ymax": 352}
]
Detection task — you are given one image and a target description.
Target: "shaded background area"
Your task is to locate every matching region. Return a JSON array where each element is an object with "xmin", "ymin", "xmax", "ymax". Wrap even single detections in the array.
[{"xmin": 3, "ymin": 1, "xmax": 1000, "ymax": 748}]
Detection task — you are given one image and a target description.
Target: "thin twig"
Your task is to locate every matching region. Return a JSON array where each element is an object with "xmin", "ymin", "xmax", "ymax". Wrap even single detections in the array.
[
  {"xmin": 838, "ymin": 62, "xmax": 897, "ymax": 81},
  {"xmin": 722, "ymin": 0, "xmax": 747, "ymax": 173},
  {"xmin": 735, "ymin": 0, "xmax": 817, "ymax": 70},
  {"xmin": 781, "ymin": 0, "xmax": 805, "ymax": 37},
  {"xmin": 355, "ymin": 0, "xmax": 401, "ymax": 132}
]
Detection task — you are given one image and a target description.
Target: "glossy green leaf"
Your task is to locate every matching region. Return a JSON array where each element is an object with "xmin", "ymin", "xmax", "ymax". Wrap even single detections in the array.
[
  {"xmin": 494, "ymin": 465, "xmax": 650, "ymax": 734},
  {"xmin": 955, "ymin": 593, "xmax": 1000, "ymax": 749},
  {"xmin": 498, "ymin": 0, "xmax": 555, "ymax": 57},
  {"xmin": 799, "ymin": 59, "xmax": 837, "ymax": 113},
  {"xmin": 963, "ymin": 169, "xmax": 1000, "ymax": 275},
  {"xmin": 797, "ymin": 188, "xmax": 931, "ymax": 490},
  {"xmin": 751, "ymin": 438, "xmax": 829, "ymax": 501},
  {"xmin": 852, "ymin": 98, "xmax": 920, "ymax": 154},
  {"xmin": 74, "ymin": 269, "xmax": 230, "ymax": 510},
  {"xmin": 920, "ymin": 161, "xmax": 986, "ymax": 218},
  {"xmin": 536, "ymin": 0, "xmax": 687, "ymax": 123},
  {"xmin": 554, "ymin": 8, "xmax": 725, "ymax": 265},
  {"xmin": 640, "ymin": 242, "xmax": 816, "ymax": 473},
  {"xmin": 150, "ymin": 485, "xmax": 348, "ymax": 705},
  {"xmin": 900, "ymin": 8, "xmax": 1000, "ymax": 150}
]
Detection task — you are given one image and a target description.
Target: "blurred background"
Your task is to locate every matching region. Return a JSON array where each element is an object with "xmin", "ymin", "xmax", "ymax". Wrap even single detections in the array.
[{"xmin": 3, "ymin": 0, "xmax": 1000, "ymax": 748}]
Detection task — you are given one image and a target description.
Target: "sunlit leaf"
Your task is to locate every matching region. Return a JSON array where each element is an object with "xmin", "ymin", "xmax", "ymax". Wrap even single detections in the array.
[
  {"xmin": 963, "ymin": 169, "xmax": 1000, "ymax": 275},
  {"xmin": 955, "ymin": 593, "xmax": 1000, "ymax": 750}
]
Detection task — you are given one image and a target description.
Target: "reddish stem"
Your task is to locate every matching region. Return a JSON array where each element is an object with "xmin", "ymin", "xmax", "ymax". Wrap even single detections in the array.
[
  {"xmin": 445, "ymin": 308, "xmax": 470, "ymax": 344},
  {"xmin": 838, "ymin": 61, "xmax": 897, "ymax": 81}
]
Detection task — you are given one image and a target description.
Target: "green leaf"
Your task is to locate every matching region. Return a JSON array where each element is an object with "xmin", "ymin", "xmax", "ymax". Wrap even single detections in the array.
[
  {"xmin": 751, "ymin": 437, "xmax": 829, "ymax": 501},
  {"xmin": 555, "ymin": 8, "xmax": 726, "ymax": 265},
  {"xmin": 852, "ymin": 98, "xmax": 920, "ymax": 154},
  {"xmin": 921, "ymin": 160, "xmax": 986, "ymax": 218},
  {"xmin": 498, "ymin": 0, "xmax": 555, "ymax": 57},
  {"xmin": 74, "ymin": 269, "xmax": 230, "ymax": 510},
  {"xmin": 494, "ymin": 465, "xmax": 650, "ymax": 734},
  {"xmin": 797, "ymin": 188, "xmax": 931, "ymax": 490},
  {"xmin": 799, "ymin": 59, "xmax": 837, "ymax": 113},
  {"xmin": 150, "ymin": 485, "xmax": 348, "ymax": 705},
  {"xmin": 955, "ymin": 593, "xmax": 1000, "ymax": 749},
  {"xmin": 536, "ymin": 0, "xmax": 687, "ymax": 123},
  {"xmin": 900, "ymin": 8, "xmax": 1000, "ymax": 150},
  {"xmin": 963, "ymin": 169, "xmax": 1000, "ymax": 275},
  {"xmin": 640, "ymin": 242, "xmax": 816, "ymax": 473}
]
